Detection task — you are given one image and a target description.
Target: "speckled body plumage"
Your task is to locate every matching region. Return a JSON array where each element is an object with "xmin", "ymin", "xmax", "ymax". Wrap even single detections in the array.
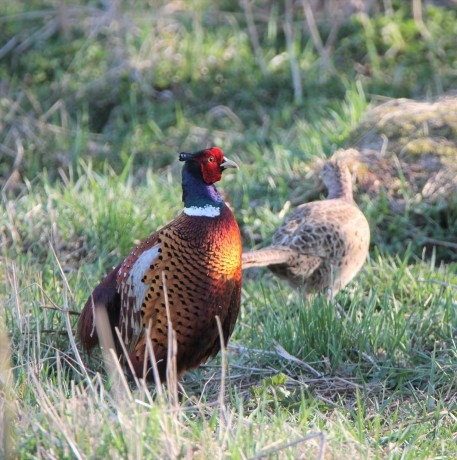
[
  {"xmin": 78, "ymin": 148, "xmax": 242, "ymax": 382},
  {"xmin": 242, "ymin": 157, "xmax": 370, "ymax": 296},
  {"xmin": 268, "ymin": 197, "xmax": 369, "ymax": 293}
]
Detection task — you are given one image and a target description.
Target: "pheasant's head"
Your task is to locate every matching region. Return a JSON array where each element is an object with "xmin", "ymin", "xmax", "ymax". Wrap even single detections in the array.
[
  {"xmin": 320, "ymin": 159, "xmax": 353, "ymax": 202},
  {"xmin": 179, "ymin": 147, "xmax": 238, "ymax": 184}
]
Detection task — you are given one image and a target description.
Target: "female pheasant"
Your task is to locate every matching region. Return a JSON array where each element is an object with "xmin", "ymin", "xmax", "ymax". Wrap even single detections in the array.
[
  {"xmin": 242, "ymin": 157, "xmax": 370, "ymax": 296},
  {"xmin": 78, "ymin": 148, "xmax": 242, "ymax": 382}
]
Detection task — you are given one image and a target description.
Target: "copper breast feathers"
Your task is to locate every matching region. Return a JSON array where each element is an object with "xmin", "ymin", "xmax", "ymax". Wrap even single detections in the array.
[{"xmin": 115, "ymin": 206, "xmax": 242, "ymax": 379}]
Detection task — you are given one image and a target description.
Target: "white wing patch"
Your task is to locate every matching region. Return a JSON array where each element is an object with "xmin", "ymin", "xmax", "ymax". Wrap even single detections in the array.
[
  {"xmin": 119, "ymin": 244, "xmax": 160, "ymax": 343},
  {"xmin": 184, "ymin": 205, "xmax": 220, "ymax": 217},
  {"xmin": 127, "ymin": 245, "xmax": 160, "ymax": 313}
]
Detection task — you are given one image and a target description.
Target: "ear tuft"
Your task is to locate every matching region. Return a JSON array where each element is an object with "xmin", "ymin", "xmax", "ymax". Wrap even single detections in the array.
[
  {"xmin": 179, "ymin": 152, "xmax": 191, "ymax": 162},
  {"xmin": 179, "ymin": 150, "xmax": 207, "ymax": 162}
]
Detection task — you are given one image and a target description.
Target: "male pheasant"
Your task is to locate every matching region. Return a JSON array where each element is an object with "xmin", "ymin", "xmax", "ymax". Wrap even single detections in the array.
[
  {"xmin": 242, "ymin": 158, "xmax": 370, "ymax": 296},
  {"xmin": 78, "ymin": 147, "xmax": 242, "ymax": 382}
]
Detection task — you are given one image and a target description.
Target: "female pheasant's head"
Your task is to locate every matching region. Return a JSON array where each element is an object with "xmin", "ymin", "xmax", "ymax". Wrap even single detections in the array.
[
  {"xmin": 179, "ymin": 147, "xmax": 238, "ymax": 185},
  {"xmin": 179, "ymin": 147, "xmax": 238, "ymax": 217},
  {"xmin": 320, "ymin": 159, "xmax": 353, "ymax": 202}
]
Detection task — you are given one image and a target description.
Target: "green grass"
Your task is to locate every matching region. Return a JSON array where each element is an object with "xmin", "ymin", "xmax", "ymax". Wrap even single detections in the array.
[
  {"xmin": 2, "ymin": 166, "xmax": 456, "ymax": 458},
  {"xmin": 1, "ymin": 1, "xmax": 457, "ymax": 458}
]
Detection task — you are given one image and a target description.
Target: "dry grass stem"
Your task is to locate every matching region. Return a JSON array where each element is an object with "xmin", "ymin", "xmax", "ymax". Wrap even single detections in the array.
[
  {"xmin": 274, "ymin": 341, "xmax": 323, "ymax": 378},
  {"xmin": 417, "ymin": 279, "xmax": 457, "ymax": 290},
  {"xmin": 284, "ymin": 0, "xmax": 302, "ymax": 104},
  {"xmin": 249, "ymin": 431, "xmax": 326, "ymax": 460},
  {"xmin": 0, "ymin": 326, "xmax": 14, "ymax": 460},
  {"xmin": 300, "ymin": 0, "xmax": 335, "ymax": 77},
  {"xmin": 240, "ymin": 0, "xmax": 267, "ymax": 77}
]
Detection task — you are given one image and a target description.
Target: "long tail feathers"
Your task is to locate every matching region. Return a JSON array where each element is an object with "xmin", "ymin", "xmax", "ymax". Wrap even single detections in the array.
[
  {"xmin": 77, "ymin": 298, "xmax": 100, "ymax": 352},
  {"xmin": 77, "ymin": 265, "xmax": 121, "ymax": 353},
  {"xmin": 78, "ymin": 299, "xmax": 118, "ymax": 354},
  {"xmin": 242, "ymin": 247, "xmax": 296, "ymax": 269}
]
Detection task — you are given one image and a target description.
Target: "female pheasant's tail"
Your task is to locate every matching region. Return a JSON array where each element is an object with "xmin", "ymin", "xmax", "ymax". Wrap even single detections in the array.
[{"xmin": 242, "ymin": 247, "xmax": 296, "ymax": 269}]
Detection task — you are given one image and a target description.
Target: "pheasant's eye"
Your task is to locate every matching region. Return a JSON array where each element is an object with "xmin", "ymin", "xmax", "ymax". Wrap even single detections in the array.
[{"xmin": 208, "ymin": 156, "xmax": 215, "ymax": 163}]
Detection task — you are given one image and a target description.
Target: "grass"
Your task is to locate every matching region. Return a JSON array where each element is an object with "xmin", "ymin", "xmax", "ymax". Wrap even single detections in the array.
[
  {"xmin": 1, "ymin": 0, "xmax": 457, "ymax": 458},
  {"xmin": 2, "ymin": 166, "xmax": 456, "ymax": 458}
]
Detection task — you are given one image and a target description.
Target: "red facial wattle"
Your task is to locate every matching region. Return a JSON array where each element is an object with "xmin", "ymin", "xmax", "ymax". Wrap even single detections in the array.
[{"xmin": 200, "ymin": 148, "xmax": 224, "ymax": 184}]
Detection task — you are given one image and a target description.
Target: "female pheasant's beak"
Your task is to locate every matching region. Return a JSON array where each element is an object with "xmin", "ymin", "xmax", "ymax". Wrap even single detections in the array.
[{"xmin": 220, "ymin": 157, "xmax": 238, "ymax": 170}]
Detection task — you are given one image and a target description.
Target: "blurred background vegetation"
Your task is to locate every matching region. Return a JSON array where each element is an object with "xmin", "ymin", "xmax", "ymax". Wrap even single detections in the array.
[
  {"xmin": 1, "ymin": 0, "xmax": 456, "ymax": 174},
  {"xmin": 1, "ymin": 0, "xmax": 457, "ymax": 262},
  {"xmin": 0, "ymin": 0, "xmax": 457, "ymax": 260}
]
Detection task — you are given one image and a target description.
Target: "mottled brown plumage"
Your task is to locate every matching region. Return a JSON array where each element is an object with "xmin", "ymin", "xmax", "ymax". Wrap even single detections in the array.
[
  {"xmin": 78, "ymin": 148, "xmax": 242, "ymax": 382},
  {"xmin": 242, "ymin": 158, "xmax": 370, "ymax": 296}
]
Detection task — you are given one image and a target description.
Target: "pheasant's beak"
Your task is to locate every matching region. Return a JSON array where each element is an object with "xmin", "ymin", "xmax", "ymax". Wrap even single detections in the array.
[{"xmin": 220, "ymin": 157, "xmax": 238, "ymax": 170}]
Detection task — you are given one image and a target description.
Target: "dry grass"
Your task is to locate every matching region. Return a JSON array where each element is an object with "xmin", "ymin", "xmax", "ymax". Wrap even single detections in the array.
[
  {"xmin": 1, "ymin": 1, "xmax": 457, "ymax": 457},
  {"xmin": 0, "ymin": 322, "xmax": 14, "ymax": 459}
]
